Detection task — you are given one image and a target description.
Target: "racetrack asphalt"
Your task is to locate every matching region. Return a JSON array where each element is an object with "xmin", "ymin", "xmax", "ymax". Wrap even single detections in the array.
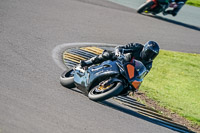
[
  {"xmin": 0, "ymin": 0, "xmax": 199, "ymax": 133},
  {"xmin": 108, "ymin": 0, "xmax": 200, "ymax": 27}
]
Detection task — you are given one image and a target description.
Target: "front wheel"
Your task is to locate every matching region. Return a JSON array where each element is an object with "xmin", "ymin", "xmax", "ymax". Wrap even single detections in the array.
[
  {"xmin": 88, "ymin": 80, "xmax": 123, "ymax": 101},
  {"xmin": 60, "ymin": 69, "xmax": 75, "ymax": 88},
  {"xmin": 137, "ymin": 1, "xmax": 154, "ymax": 14}
]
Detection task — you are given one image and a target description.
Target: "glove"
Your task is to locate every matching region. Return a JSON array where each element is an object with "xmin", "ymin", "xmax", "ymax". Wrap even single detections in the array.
[
  {"xmin": 117, "ymin": 53, "xmax": 125, "ymax": 61},
  {"xmin": 115, "ymin": 49, "xmax": 121, "ymax": 57}
]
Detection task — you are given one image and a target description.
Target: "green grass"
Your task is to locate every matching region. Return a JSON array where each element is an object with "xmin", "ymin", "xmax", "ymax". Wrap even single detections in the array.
[
  {"xmin": 140, "ymin": 50, "xmax": 200, "ymax": 125},
  {"xmin": 186, "ymin": 0, "xmax": 200, "ymax": 7}
]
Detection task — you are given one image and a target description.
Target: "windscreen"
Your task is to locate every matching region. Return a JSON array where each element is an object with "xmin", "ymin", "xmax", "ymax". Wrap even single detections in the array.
[{"xmin": 134, "ymin": 60, "xmax": 148, "ymax": 79}]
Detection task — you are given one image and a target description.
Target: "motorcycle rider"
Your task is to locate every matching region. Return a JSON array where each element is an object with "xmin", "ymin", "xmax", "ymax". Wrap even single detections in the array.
[
  {"xmin": 163, "ymin": 0, "xmax": 187, "ymax": 16},
  {"xmin": 80, "ymin": 41, "xmax": 160, "ymax": 72}
]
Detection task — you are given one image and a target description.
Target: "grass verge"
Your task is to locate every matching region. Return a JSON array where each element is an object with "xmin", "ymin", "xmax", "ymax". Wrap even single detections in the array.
[
  {"xmin": 186, "ymin": 0, "xmax": 200, "ymax": 7},
  {"xmin": 140, "ymin": 50, "xmax": 200, "ymax": 126}
]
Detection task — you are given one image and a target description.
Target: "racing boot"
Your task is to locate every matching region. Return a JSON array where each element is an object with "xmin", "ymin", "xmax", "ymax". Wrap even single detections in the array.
[
  {"xmin": 163, "ymin": 10, "xmax": 174, "ymax": 16},
  {"xmin": 163, "ymin": 2, "xmax": 184, "ymax": 16},
  {"xmin": 80, "ymin": 60, "xmax": 93, "ymax": 67},
  {"xmin": 80, "ymin": 56, "xmax": 98, "ymax": 67},
  {"xmin": 80, "ymin": 50, "xmax": 113, "ymax": 67}
]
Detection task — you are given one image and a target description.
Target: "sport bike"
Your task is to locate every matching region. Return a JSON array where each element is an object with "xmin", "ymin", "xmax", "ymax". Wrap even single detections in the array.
[
  {"xmin": 60, "ymin": 54, "xmax": 148, "ymax": 101},
  {"xmin": 137, "ymin": 0, "xmax": 177, "ymax": 15}
]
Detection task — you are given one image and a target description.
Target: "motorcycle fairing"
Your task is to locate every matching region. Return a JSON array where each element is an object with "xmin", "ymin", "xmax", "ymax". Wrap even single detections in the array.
[
  {"xmin": 123, "ymin": 62, "xmax": 144, "ymax": 90},
  {"xmin": 158, "ymin": 0, "xmax": 169, "ymax": 3},
  {"xmin": 127, "ymin": 64, "xmax": 135, "ymax": 79},
  {"xmin": 132, "ymin": 80, "xmax": 141, "ymax": 90},
  {"xmin": 147, "ymin": 0, "xmax": 158, "ymax": 9},
  {"xmin": 73, "ymin": 60, "xmax": 120, "ymax": 95},
  {"xmin": 147, "ymin": 0, "xmax": 169, "ymax": 12}
]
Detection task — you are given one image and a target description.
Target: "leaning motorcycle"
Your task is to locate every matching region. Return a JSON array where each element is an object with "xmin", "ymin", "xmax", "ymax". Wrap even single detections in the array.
[
  {"xmin": 137, "ymin": 0, "xmax": 176, "ymax": 15},
  {"xmin": 60, "ymin": 54, "xmax": 148, "ymax": 101}
]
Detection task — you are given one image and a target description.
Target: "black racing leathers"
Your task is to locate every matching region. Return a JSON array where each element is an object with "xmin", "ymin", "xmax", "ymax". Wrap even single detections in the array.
[
  {"xmin": 172, "ymin": 0, "xmax": 186, "ymax": 15},
  {"xmin": 165, "ymin": 0, "xmax": 187, "ymax": 16},
  {"xmin": 88, "ymin": 43, "xmax": 153, "ymax": 71},
  {"xmin": 115, "ymin": 43, "xmax": 152, "ymax": 71}
]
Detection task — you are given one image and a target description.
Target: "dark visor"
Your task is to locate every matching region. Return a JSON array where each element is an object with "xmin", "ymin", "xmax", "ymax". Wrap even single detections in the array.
[{"xmin": 145, "ymin": 49, "xmax": 157, "ymax": 60}]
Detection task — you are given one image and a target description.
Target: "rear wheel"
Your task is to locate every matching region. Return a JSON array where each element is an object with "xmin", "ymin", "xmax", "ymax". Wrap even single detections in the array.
[
  {"xmin": 60, "ymin": 69, "xmax": 75, "ymax": 88},
  {"xmin": 137, "ymin": 1, "xmax": 154, "ymax": 14},
  {"xmin": 88, "ymin": 80, "xmax": 123, "ymax": 101}
]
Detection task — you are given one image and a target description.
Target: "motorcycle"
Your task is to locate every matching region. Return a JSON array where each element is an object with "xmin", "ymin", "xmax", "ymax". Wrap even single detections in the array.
[
  {"xmin": 137, "ymin": 0, "xmax": 177, "ymax": 15},
  {"xmin": 60, "ymin": 53, "xmax": 148, "ymax": 101}
]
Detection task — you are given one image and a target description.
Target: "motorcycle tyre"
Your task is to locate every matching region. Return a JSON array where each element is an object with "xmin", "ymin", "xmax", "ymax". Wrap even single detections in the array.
[
  {"xmin": 137, "ymin": 1, "xmax": 154, "ymax": 14},
  {"xmin": 60, "ymin": 69, "xmax": 75, "ymax": 88},
  {"xmin": 88, "ymin": 81, "xmax": 123, "ymax": 102}
]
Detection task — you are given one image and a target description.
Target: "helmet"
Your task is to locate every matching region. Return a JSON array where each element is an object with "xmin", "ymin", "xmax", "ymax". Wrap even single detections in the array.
[{"xmin": 140, "ymin": 41, "xmax": 160, "ymax": 61}]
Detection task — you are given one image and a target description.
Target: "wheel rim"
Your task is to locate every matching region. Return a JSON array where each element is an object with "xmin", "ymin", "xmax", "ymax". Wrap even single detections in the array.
[{"xmin": 93, "ymin": 82, "xmax": 115, "ymax": 94}]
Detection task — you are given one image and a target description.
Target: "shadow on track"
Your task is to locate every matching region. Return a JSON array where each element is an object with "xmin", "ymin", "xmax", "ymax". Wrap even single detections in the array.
[
  {"xmin": 100, "ymin": 100, "xmax": 195, "ymax": 133},
  {"xmin": 143, "ymin": 14, "xmax": 200, "ymax": 32}
]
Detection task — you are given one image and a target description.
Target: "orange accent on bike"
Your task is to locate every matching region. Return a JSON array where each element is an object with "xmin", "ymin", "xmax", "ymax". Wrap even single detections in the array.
[
  {"xmin": 132, "ymin": 81, "xmax": 141, "ymax": 89},
  {"xmin": 147, "ymin": 0, "xmax": 156, "ymax": 3},
  {"xmin": 127, "ymin": 64, "xmax": 135, "ymax": 79},
  {"xmin": 151, "ymin": 3, "xmax": 157, "ymax": 9},
  {"xmin": 147, "ymin": 0, "xmax": 157, "ymax": 9}
]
